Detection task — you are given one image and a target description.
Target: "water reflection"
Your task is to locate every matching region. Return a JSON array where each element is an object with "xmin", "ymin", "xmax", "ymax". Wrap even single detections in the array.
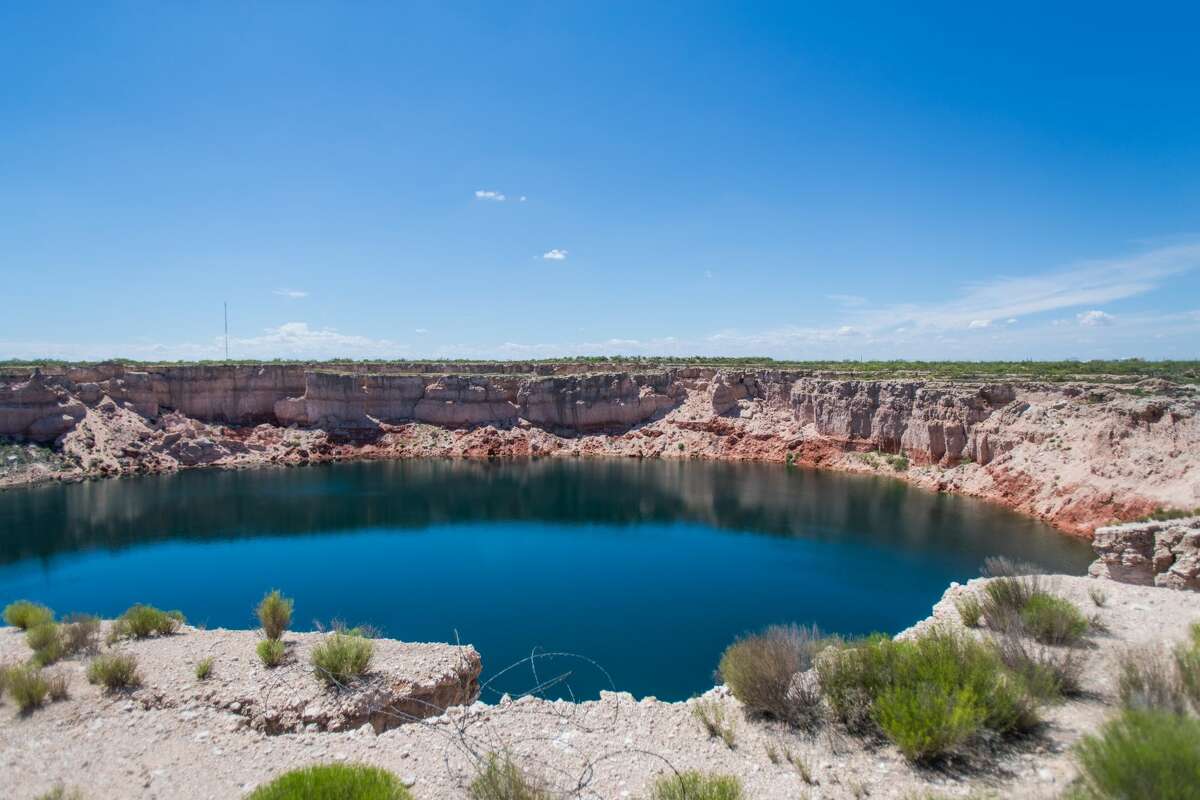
[{"xmin": 1, "ymin": 458, "xmax": 1090, "ymax": 572}]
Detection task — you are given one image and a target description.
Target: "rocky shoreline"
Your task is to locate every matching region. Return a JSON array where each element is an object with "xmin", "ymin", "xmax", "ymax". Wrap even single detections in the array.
[
  {"xmin": 3, "ymin": 364, "xmax": 1198, "ymax": 537},
  {"xmin": 3, "ymin": 574, "xmax": 1199, "ymax": 799}
]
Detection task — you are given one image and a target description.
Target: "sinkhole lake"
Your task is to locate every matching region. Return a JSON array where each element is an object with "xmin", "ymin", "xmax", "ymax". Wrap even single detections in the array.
[{"xmin": 0, "ymin": 459, "xmax": 1093, "ymax": 700}]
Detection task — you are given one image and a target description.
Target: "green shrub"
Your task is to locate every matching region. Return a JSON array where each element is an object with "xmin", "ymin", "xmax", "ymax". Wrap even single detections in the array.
[
  {"xmin": 955, "ymin": 596, "xmax": 982, "ymax": 627},
  {"xmin": 3, "ymin": 600, "xmax": 53, "ymax": 630},
  {"xmin": 648, "ymin": 770, "xmax": 744, "ymax": 800},
  {"xmin": 248, "ymin": 763, "xmax": 413, "ymax": 800},
  {"xmin": 1176, "ymin": 625, "xmax": 1200, "ymax": 712},
  {"xmin": 1073, "ymin": 709, "xmax": 1200, "ymax": 799},
  {"xmin": 61, "ymin": 613, "xmax": 101, "ymax": 655},
  {"xmin": 979, "ymin": 573, "xmax": 1041, "ymax": 632},
  {"xmin": 7, "ymin": 664, "xmax": 49, "ymax": 712},
  {"xmin": 115, "ymin": 604, "xmax": 185, "ymax": 639},
  {"xmin": 468, "ymin": 752, "xmax": 551, "ymax": 800},
  {"xmin": 816, "ymin": 628, "xmax": 1039, "ymax": 761},
  {"xmin": 1020, "ymin": 593, "xmax": 1089, "ymax": 645},
  {"xmin": 874, "ymin": 683, "xmax": 984, "ymax": 762},
  {"xmin": 87, "ymin": 653, "xmax": 141, "ymax": 691},
  {"xmin": 258, "ymin": 638, "xmax": 286, "ymax": 668},
  {"xmin": 195, "ymin": 657, "xmax": 214, "ymax": 681},
  {"xmin": 718, "ymin": 624, "xmax": 826, "ymax": 727},
  {"xmin": 26, "ymin": 622, "xmax": 65, "ymax": 666},
  {"xmin": 692, "ymin": 697, "xmax": 736, "ymax": 748},
  {"xmin": 815, "ymin": 633, "xmax": 898, "ymax": 732},
  {"xmin": 256, "ymin": 590, "xmax": 293, "ymax": 640},
  {"xmin": 311, "ymin": 632, "xmax": 373, "ymax": 686}
]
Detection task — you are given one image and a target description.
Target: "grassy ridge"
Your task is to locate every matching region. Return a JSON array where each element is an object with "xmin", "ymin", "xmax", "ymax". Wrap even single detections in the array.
[{"xmin": 2, "ymin": 357, "xmax": 1198, "ymax": 383}]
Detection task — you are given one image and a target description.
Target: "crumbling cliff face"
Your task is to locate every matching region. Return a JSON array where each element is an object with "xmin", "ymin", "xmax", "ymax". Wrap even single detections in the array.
[
  {"xmin": 2, "ymin": 363, "xmax": 1197, "ymax": 536},
  {"xmin": 1089, "ymin": 517, "xmax": 1200, "ymax": 591}
]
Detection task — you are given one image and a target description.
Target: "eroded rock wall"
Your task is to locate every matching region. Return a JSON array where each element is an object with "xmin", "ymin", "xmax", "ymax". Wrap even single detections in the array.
[
  {"xmin": 1089, "ymin": 517, "xmax": 1200, "ymax": 591},
  {"xmin": 3, "ymin": 363, "xmax": 1197, "ymax": 536}
]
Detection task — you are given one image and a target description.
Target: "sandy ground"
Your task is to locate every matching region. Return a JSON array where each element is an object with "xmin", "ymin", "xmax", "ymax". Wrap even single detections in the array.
[{"xmin": 3, "ymin": 575, "xmax": 1199, "ymax": 799}]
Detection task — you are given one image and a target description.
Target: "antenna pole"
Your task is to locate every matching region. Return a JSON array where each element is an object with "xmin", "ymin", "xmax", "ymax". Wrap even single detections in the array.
[{"xmin": 224, "ymin": 301, "xmax": 229, "ymax": 362}]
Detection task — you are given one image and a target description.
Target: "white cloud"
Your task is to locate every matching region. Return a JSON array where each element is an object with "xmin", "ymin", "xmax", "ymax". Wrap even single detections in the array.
[
  {"xmin": 1006, "ymin": 318, "xmax": 1018, "ymax": 324},
  {"xmin": 1077, "ymin": 309, "xmax": 1115, "ymax": 327},
  {"xmin": 273, "ymin": 289, "xmax": 308, "ymax": 299},
  {"xmin": 543, "ymin": 249, "xmax": 568, "ymax": 261},
  {"xmin": 519, "ymin": 196, "xmax": 527, "ymax": 202},
  {"xmin": 968, "ymin": 319, "xmax": 991, "ymax": 329},
  {"xmin": 704, "ymin": 270, "xmax": 714, "ymax": 279},
  {"xmin": 474, "ymin": 190, "xmax": 506, "ymax": 202},
  {"xmin": 414, "ymin": 328, "xmax": 428, "ymax": 334}
]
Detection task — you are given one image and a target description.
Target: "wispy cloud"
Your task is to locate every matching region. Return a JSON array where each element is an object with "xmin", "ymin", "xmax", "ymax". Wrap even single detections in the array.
[
  {"xmin": 474, "ymin": 190, "xmax": 506, "ymax": 202},
  {"xmin": 273, "ymin": 289, "xmax": 309, "ymax": 299},
  {"xmin": 414, "ymin": 328, "xmax": 428, "ymax": 334},
  {"xmin": 542, "ymin": 249, "xmax": 568, "ymax": 261},
  {"xmin": 1077, "ymin": 309, "xmax": 1115, "ymax": 327},
  {"xmin": 826, "ymin": 293, "xmax": 867, "ymax": 307}
]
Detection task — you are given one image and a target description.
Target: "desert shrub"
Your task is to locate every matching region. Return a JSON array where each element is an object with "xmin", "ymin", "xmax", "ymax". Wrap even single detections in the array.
[
  {"xmin": 873, "ymin": 683, "xmax": 984, "ymax": 762},
  {"xmin": 4, "ymin": 600, "xmax": 53, "ymax": 630},
  {"xmin": 1176, "ymin": 625, "xmax": 1200, "ymax": 712},
  {"xmin": 87, "ymin": 653, "xmax": 141, "ymax": 691},
  {"xmin": 1117, "ymin": 646, "xmax": 1189, "ymax": 714},
  {"xmin": 815, "ymin": 633, "xmax": 898, "ymax": 732},
  {"xmin": 195, "ymin": 657, "xmax": 214, "ymax": 681},
  {"xmin": 7, "ymin": 664, "xmax": 49, "ymax": 712},
  {"xmin": 692, "ymin": 697, "xmax": 736, "ymax": 748},
  {"xmin": 648, "ymin": 770, "xmax": 744, "ymax": 800},
  {"xmin": 248, "ymin": 763, "xmax": 412, "ymax": 800},
  {"xmin": 468, "ymin": 752, "xmax": 551, "ymax": 800},
  {"xmin": 311, "ymin": 631, "xmax": 373, "ymax": 686},
  {"xmin": 46, "ymin": 670, "xmax": 69, "ymax": 701},
  {"xmin": 35, "ymin": 785, "xmax": 85, "ymax": 800},
  {"xmin": 256, "ymin": 590, "xmax": 293, "ymax": 640},
  {"xmin": 955, "ymin": 596, "xmax": 982, "ymax": 627},
  {"xmin": 116, "ymin": 604, "xmax": 184, "ymax": 639},
  {"xmin": 61, "ymin": 613, "xmax": 101, "ymax": 655},
  {"xmin": 1088, "ymin": 585, "xmax": 1107, "ymax": 607},
  {"xmin": 718, "ymin": 623, "xmax": 827, "ymax": 727},
  {"xmin": 993, "ymin": 633, "xmax": 1084, "ymax": 700},
  {"xmin": 979, "ymin": 574, "xmax": 1041, "ymax": 632},
  {"xmin": 1073, "ymin": 709, "xmax": 1200, "ymax": 800},
  {"xmin": 258, "ymin": 638, "xmax": 286, "ymax": 668},
  {"xmin": 816, "ymin": 628, "xmax": 1039, "ymax": 761},
  {"xmin": 26, "ymin": 622, "xmax": 65, "ymax": 666},
  {"xmin": 1020, "ymin": 593, "xmax": 1089, "ymax": 646}
]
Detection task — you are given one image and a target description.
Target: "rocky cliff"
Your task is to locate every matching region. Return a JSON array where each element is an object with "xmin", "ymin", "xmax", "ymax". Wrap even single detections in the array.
[
  {"xmin": 1089, "ymin": 516, "xmax": 1200, "ymax": 591},
  {"xmin": 2, "ymin": 364, "xmax": 1197, "ymax": 535}
]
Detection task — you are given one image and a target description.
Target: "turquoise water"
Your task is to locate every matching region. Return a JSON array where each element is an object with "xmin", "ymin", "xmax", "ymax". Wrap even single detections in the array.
[{"xmin": 0, "ymin": 459, "xmax": 1093, "ymax": 700}]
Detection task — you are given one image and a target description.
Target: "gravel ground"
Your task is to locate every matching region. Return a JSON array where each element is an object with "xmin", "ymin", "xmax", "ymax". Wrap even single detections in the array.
[{"xmin": 2, "ymin": 575, "xmax": 1199, "ymax": 799}]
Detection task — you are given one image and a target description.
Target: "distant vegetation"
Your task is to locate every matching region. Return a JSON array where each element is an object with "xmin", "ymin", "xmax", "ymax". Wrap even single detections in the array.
[{"xmin": 2, "ymin": 357, "xmax": 1198, "ymax": 383}]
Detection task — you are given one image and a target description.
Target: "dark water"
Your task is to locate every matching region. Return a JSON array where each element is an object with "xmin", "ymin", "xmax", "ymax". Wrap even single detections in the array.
[{"xmin": 0, "ymin": 459, "xmax": 1092, "ymax": 700}]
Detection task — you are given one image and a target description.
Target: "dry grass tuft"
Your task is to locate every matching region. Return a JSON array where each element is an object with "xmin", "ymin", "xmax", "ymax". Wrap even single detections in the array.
[{"xmin": 692, "ymin": 697, "xmax": 737, "ymax": 748}]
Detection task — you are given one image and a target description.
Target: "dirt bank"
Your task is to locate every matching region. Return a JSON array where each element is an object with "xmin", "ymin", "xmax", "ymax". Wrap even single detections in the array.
[{"xmin": 3, "ymin": 364, "xmax": 1198, "ymax": 536}]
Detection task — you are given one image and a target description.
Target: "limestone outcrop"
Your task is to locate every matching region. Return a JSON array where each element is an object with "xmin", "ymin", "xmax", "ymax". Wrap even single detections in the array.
[
  {"xmin": 0, "ymin": 370, "xmax": 86, "ymax": 441},
  {"xmin": 1089, "ymin": 516, "xmax": 1200, "ymax": 591}
]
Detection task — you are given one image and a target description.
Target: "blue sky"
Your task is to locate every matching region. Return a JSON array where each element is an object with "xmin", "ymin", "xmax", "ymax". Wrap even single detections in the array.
[{"xmin": 3, "ymin": 2, "xmax": 1198, "ymax": 361}]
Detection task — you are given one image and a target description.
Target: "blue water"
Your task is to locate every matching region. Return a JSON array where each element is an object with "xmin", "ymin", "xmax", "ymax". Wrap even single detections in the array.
[{"xmin": 0, "ymin": 458, "xmax": 1093, "ymax": 700}]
